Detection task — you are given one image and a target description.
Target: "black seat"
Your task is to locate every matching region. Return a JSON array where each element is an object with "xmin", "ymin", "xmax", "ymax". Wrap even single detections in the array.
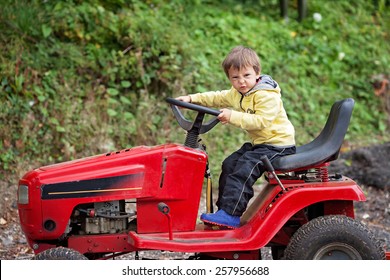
[{"xmin": 272, "ymin": 98, "xmax": 355, "ymax": 172}]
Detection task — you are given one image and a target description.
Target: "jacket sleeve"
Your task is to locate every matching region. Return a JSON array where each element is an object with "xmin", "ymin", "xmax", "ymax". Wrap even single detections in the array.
[
  {"xmin": 189, "ymin": 89, "xmax": 232, "ymax": 108},
  {"xmin": 229, "ymin": 91, "xmax": 281, "ymax": 131}
]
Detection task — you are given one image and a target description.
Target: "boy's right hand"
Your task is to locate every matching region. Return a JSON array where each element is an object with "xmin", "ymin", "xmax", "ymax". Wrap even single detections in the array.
[
  {"xmin": 176, "ymin": 96, "xmax": 191, "ymax": 103},
  {"xmin": 218, "ymin": 108, "xmax": 231, "ymax": 124}
]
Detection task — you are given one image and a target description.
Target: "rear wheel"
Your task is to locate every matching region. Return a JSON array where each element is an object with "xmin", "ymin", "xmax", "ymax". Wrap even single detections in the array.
[
  {"xmin": 284, "ymin": 215, "xmax": 385, "ymax": 260},
  {"xmin": 32, "ymin": 247, "xmax": 88, "ymax": 260}
]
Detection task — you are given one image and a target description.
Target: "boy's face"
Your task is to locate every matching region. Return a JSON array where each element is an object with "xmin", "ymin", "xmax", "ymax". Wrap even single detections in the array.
[{"xmin": 228, "ymin": 66, "xmax": 260, "ymax": 94}]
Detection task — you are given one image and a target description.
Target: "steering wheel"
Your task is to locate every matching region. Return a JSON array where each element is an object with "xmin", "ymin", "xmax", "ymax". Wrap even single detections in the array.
[
  {"xmin": 166, "ymin": 97, "xmax": 220, "ymax": 132},
  {"xmin": 166, "ymin": 97, "xmax": 221, "ymax": 148}
]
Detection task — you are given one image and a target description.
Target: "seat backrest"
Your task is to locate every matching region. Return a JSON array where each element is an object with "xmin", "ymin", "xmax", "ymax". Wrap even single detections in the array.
[{"xmin": 272, "ymin": 98, "xmax": 355, "ymax": 171}]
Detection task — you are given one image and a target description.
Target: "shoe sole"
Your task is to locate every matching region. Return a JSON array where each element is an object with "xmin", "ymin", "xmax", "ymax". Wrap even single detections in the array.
[{"xmin": 201, "ymin": 218, "xmax": 238, "ymax": 229}]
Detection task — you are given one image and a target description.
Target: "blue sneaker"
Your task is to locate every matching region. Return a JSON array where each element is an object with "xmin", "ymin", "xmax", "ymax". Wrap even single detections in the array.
[{"xmin": 200, "ymin": 209, "xmax": 240, "ymax": 229}]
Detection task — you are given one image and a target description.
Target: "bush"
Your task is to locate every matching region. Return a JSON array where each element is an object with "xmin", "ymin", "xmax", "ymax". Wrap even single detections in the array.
[{"xmin": 0, "ymin": 0, "xmax": 389, "ymax": 180}]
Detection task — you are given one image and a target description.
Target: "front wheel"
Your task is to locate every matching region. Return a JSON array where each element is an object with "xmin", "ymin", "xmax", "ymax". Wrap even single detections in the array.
[
  {"xmin": 32, "ymin": 247, "xmax": 88, "ymax": 260},
  {"xmin": 284, "ymin": 215, "xmax": 385, "ymax": 260}
]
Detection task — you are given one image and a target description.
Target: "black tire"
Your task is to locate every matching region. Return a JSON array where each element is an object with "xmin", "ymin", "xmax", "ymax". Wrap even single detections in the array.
[
  {"xmin": 284, "ymin": 215, "xmax": 386, "ymax": 260},
  {"xmin": 32, "ymin": 247, "xmax": 88, "ymax": 260}
]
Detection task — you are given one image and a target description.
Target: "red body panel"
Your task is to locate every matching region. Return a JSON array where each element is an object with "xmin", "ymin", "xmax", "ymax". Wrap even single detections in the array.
[
  {"xmin": 136, "ymin": 146, "xmax": 207, "ymax": 233},
  {"xmin": 67, "ymin": 233, "xmax": 135, "ymax": 255},
  {"xmin": 18, "ymin": 144, "xmax": 207, "ymax": 243}
]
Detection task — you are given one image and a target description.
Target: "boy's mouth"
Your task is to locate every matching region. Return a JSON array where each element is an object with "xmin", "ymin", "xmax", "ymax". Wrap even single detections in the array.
[{"xmin": 240, "ymin": 86, "xmax": 248, "ymax": 92}]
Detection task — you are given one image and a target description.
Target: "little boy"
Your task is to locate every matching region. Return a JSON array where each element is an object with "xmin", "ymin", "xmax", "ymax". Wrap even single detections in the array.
[{"xmin": 176, "ymin": 46, "xmax": 295, "ymax": 229}]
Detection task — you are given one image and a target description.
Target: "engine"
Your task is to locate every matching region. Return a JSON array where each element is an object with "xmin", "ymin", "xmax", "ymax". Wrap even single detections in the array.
[{"xmin": 70, "ymin": 200, "xmax": 136, "ymax": 235}]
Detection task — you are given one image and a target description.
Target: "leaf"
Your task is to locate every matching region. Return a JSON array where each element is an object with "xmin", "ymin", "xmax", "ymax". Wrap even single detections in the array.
[
  {"xmin": 121, "ymin": 81, "xmax": 131, "ymax": 88},
  {"xmin": 119, "ymin": 96, "xmax": 131, "ymax": 105},
  {"xmin": 107, "ymin": 108, "xmax": 118, "ymax": 117},
  {"xmin": 37, "ymin": 95, "xmax": 46, "ymax": 102},
  {"xmin": 56, "ymin": 126, "xmax": 66, "ymax": 132},
  {"xmin": 107, "ymin": 88, "xmax": 119, "ymax": 96},
  {"xmin": 123, "ymin": 112, "xmax": 134, "ymax": 121},
  {"xmin": 108, "ymin": 97, "xmax": 119, "ymax": 105},
  {"xmin": 49, "ymin": 117, "xmax": 59, "ymax": 125},
  {"xmin": 41, "ymin": 24, "xmax": 52, "ymax": 38}
]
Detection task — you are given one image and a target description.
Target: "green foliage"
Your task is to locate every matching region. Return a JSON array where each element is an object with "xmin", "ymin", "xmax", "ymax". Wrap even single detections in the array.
[{"xmin": 0, "ymin": 0, "xmax": 389, "ymax": 180}]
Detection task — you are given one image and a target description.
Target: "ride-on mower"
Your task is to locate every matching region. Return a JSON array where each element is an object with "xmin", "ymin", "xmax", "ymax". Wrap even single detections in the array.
[{"xmin": 17, "ymin": 97, "xmax": 388, "ymax": 260}]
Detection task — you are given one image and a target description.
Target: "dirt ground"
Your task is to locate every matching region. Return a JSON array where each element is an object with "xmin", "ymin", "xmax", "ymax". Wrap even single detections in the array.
[{"xmin": 0, "ymin": 143, "xmax": 389, "ymax": 260}]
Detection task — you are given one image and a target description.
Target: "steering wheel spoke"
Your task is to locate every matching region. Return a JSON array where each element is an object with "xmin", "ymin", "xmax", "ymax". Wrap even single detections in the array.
[{"xmin": 169, "ymin": 104, "xmax": 194, "ymax": 131}]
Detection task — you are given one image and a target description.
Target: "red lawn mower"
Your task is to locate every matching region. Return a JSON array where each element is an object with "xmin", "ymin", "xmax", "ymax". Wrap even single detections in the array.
[{"xmin": 17, "ymin": 97, "xmax": 388, "ymax": 260}]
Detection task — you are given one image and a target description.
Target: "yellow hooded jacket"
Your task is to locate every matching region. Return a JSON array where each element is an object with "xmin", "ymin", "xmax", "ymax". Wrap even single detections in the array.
[{"xmin": 189, "ymin": 75, "xmax": 295, "ymax": 147}]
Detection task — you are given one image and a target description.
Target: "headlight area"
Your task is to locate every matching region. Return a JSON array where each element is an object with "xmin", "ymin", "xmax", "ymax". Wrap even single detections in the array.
[{"xmin": 18, "ymin": 184, "xmax": 29, "ymax": 204}]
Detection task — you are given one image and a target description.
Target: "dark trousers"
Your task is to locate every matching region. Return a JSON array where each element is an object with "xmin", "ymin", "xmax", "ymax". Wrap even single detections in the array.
[{"xmin": 216, "ymin": 143, "xmax": 296, "ymax": 216}]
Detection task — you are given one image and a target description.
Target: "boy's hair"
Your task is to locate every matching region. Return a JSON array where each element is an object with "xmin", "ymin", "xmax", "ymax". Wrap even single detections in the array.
[{"xmin": 222, "ymin": 46, "xmax": 261, "ymax": 78}]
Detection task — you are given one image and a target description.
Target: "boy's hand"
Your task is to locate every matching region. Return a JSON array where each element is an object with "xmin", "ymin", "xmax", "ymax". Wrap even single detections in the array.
[
  {"xmin": 176, "ymin": 96, "xmax": 191, "ymax": 103},
  {"xmin": 218, "ymin": 108, "xmax": 231, "ymax": 124}
]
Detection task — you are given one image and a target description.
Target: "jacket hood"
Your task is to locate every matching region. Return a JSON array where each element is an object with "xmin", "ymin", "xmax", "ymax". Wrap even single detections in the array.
[{"xmin": 243, "ymin": 74, "xmax": 280, "ymax": 96}]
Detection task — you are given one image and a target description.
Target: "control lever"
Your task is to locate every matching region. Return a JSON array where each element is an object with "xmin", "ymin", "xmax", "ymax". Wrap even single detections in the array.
[
  {"xmin": 261, "ymin": 155, "xmax": 286, "ymax": 191},
  {"xmin": 157, "ymin": 202, "xmax": 173, "ymax": 240}
]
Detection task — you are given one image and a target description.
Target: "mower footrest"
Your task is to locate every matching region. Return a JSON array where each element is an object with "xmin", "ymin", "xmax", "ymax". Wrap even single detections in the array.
[{"xmin": 128, "ymin": 230, "xmax": 240, "ymax": 252}]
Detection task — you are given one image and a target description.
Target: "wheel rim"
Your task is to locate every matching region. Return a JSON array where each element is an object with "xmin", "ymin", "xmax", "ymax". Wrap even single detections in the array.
[{"xmin": 313, "ymin": 242, "xmax": 363, "ymax": 260}]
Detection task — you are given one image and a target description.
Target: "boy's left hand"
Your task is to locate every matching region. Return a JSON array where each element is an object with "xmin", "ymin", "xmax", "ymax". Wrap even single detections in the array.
[{"xmin": 218, "ymin": 109, "xmax": 231, "ymax": 124}]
